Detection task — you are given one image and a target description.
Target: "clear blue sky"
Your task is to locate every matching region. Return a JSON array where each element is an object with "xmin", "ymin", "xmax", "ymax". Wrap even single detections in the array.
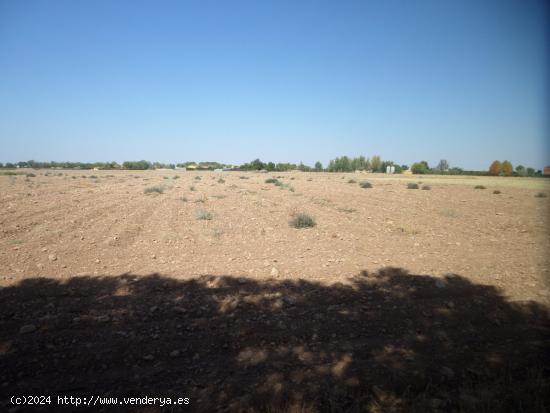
[{"xmin": 1, "ymin": 0, "xmax": 548, "ymax": 170}]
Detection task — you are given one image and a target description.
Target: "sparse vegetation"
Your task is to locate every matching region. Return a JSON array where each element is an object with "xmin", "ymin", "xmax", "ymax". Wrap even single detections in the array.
[
  {"xmin": 440, "ymin": 208, "xmax": 458, "ymax": 218},
  {"xmin": 474, "ymin": 185, "xmax": 486, "ymax": 189},
  {"xmin": 195, "ymin": 176, "xmax": 201, "ymax": 180},
  {"xmin": 493, "ymin": 190, "xmax": 501, "ymax": 194},
  {"xmin": 195, "ymin": 209, "xmax": 213, "ymax": 220},
  {"xmin": 0, "ymin": 171, "xmax": 24, "ymax": 176},
  {"xmin": 180, "ymin": 196, "xmax": 188, "ymax": 202},
  {"xmin": 25, "ymin": 173, "xmax": 36, "ymax": 177},
  {"xmin": 189, "ymin": 185, "xmax": 196, "ymax": 191},
  {"xmin": 347, "ymin": 179, "xmax": 356, "ymax": 184},
  {"xmin": 359, "ymin": 181, "xmax": 372, "ymax": 188},
  {"xmin": 289, "ymin": 212, "xmax": 316, "ymax": 228},
  {"xmin": 421, "ymin": 185, "xmax": 431, "ymax": 190},
  {"xmin": 407, "ymin": 183, "xmax": 419, "ymax": 189},
  {"xmin": 211, "ymin": 228, "xmax": 223, "ymax": 238},
  {"xmin": 144, "ymin": 186, "xmax": 165, "ymax": 194},
  {"xmin": 265, "ymin": 178, "xmax": 279, "ymax": 184},
  {"xmin": 535, "ymin": 192, "xmax": 547, "ymax": 198},
  {"xmin": 217, "ymin": 178, "xmax": 225, "ymax": 184}
]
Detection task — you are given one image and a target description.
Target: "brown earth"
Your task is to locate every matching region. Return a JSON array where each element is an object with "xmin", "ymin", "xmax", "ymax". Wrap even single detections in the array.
[{"xmin": 1, "ymin": 170, "xmax": 549, "ymax": 412}]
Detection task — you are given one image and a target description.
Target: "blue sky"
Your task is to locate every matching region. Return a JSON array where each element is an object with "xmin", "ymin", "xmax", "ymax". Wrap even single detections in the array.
[{"xmin": 0, "ymin": 0, "xmax": 548, "ymax": 169}]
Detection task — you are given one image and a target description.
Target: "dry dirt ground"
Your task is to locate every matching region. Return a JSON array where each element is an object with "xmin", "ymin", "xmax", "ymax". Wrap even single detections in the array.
[{"xmin": 1, "ymin": 170, "xmax": 549, "ymax": 412}]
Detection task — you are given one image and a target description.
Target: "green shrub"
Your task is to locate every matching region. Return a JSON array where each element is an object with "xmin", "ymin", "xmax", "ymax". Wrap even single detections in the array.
[
  {"xmin": 493, "ymin": 190, "xmax": 501, "ymax": 194},
  {"xmin": 535, "ymin": 192, "xmax": 547, "ymax": 198},
  {"xmin": 239, "ymin": 176, "xmax": 249, "ymax": 179},
  {"xmin": 359, "ymin": 181, "xmax": 372, "ymax": 188},
  {"xmin": 195, "ymin": 209, "xmax": 212, "ymax": 220},
  {"xmin": 195, "ymin": 176, "xmax": 201, "ymax": 180},
  {"xmin": 347, "ymin": 179, "xmax": 356, "ymax": 184},
  {"xmin": 189, "ymin": 185, "xmax": 196, "ymax": 191},
  {"xmin": 289, "ymin": 213, "xmax": 316, "ymax": 228},
  {"xmin": 144, "ymin": 186, "xmax": 165, "ymax": 194},
  {"xmin": 265, "ymin": 178, "xmax": 279, "ymax": 184},
  {"xmin": 421, "ymin": 185, "xmax": 431, "ymax": 190},
  {"xmin": 407, "ymin": 183, "xmax": 419, "ymax": 189},
  {"xmin": 474, "ymin": 185, "xmax": 486, "ymax": 189},
  {"xmin": 218, "ymin": 177, "xmax": 225, "ymax": 184},
  {"xmin": 25, "ymin": 173, "xmax": 36, "ymax": 177}
]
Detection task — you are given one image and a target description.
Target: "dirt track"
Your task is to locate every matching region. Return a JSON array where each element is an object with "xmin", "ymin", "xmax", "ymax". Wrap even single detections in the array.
[{"xmin": 1, "ymin": 170, "xmax": 549, "ymax": 412}]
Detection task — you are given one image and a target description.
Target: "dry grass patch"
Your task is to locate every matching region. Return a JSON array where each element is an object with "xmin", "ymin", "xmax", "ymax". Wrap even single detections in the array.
[
  {"xmin": 195, "ymin": 209, "xmax": 213, "ymax": 220},
  {"xmin": 289, "ymin": 213, "xmax": 316, "ymax": 228}
]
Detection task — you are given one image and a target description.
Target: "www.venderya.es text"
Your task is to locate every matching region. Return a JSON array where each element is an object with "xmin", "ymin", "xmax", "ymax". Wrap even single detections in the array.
[{"xmin": 10, "ymin": 395, "xmax": 190, "ymax": 407}]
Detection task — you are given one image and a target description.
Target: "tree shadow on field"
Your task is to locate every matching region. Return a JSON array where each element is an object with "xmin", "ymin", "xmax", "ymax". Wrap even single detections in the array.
[{"xmin": 0, "ymin": 268, "xmax": 549, "ymax": 412}]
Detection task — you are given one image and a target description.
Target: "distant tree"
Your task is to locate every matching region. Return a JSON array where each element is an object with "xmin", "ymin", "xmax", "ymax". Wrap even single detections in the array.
[
  {"xmin": 0, "ymin": 163, "xmax": 3, "ymax": 168},
  {"xmin": 251, "ymin": 159, "xmax": 265, "ymax": 170},
  {"xmin": 411, "ymin": 162, "xmax": 429, "ymax": 174},
  {"xmin": 266, "ymin": 162, "xmax": 276, "ymax": 171},
  {"xmin": 123, "ymin": 160, "xmax": 151, "ymax": 170},
  {"xmin": 501, "ymin": 160, "xmax": 513, "ymax": 176},
  {"xmin": 401, "ymin": 165, "xmax": 409, "ymax": 171},
  {"xmin": 515, "ymin": 165, "xmax": 526, "ymax": 176},
  {"xmin": 365, "ymin": 157, "xmax": 372, "ymax": 171},
  {"xmin": 6, "ymin": 163, "xmax": 15, "ymax": 168},
  {"xmin": 436, "ymin": 159, "xmax": 449, "ymax": 172},
  {"xmin": 527, "ymin": 167, "xmax": 535, "ymax": 177},
  {"xmin": 370, "ymin": 155, "xmax": 382, "ymax": 172},
  {"xmin": 298, "ymin": 162, "xmax": 312, "ymax": 172},
  {"xmin": 356, "ymin": 156, "xmax": 367, "ymax": 170},
  {"xmin": 314, "ymin": 161, "xmax": 323, "ymax": 171},
  {"xmin": 489, "ymin": 160, "xmax": 502, "ymax": 176}
]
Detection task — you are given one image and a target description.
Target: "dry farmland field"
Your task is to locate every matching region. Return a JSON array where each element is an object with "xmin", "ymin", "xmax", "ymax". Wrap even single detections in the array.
[{"xmin": 1, "ymin": 170, "xmax": 550, "ymax": 412}]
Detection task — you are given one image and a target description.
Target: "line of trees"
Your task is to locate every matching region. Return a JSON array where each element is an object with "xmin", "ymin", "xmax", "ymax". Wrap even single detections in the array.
[
  {"xmin": 0, "ymin": 160, "xmax": 123, "ymax": 170},
  {"xmin": 0, "ymin": 160, "xmax": 222, "ymax": 171},
  {"xmin": 488, "ymin": 160, "xmax": 540, "ymax": 177},
  {"xmin": 326, "ymin": 155, "xmax": 407, "ymax": 173},
  {"xmin": 238, "ymin": 159, "xmax": 316, "ymax": 172},
  {"xmin": 0, "ymin": 158, "xmax": 546, "ymax": 176}
]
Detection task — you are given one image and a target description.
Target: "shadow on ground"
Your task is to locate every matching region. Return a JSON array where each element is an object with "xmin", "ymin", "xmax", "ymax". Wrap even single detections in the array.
[{"xmin": 1, "ymin": 268, "xmax": 549, "ymax": 412}]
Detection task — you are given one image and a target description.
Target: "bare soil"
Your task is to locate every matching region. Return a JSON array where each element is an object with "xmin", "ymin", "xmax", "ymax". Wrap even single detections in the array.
[{"xmin": 1, "ymin": 170, "xmax": 549, "ymax": 412}]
